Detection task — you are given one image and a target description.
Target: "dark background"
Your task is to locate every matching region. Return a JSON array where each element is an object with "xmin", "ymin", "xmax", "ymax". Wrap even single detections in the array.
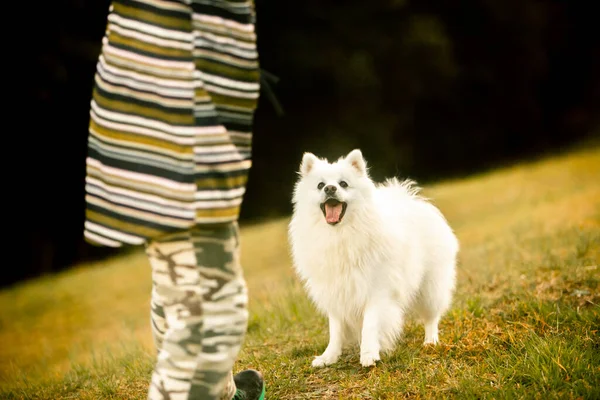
[{"xmin": 13, "ymin": 0, "xmax": 598, "ymax": 289}]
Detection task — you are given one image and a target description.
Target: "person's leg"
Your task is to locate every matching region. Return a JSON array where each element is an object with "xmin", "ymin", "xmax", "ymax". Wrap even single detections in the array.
[
  {"xmin": 146, "ymin": 224, "xmax": 262, "ymax": 400},
  {"xmin": 187, "ymin": 223, "xmax": 249, "ymax": 399},
  {"xmin": 145, "ymin": 231, "xmax": 206, "ymax": 399},
  {"xmin": 149, "ymin": 281, "xmax": 168, "ymax": 351}
]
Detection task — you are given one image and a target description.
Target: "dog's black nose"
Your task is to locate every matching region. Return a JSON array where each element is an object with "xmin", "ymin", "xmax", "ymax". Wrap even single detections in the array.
[{"xmin": 324, "ymin": 185, "xmax": 337, "ymax": 195}]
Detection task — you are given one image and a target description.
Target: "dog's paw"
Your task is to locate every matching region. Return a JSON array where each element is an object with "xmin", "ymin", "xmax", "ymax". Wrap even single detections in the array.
[
  {"xmin": 423, "ymin": 337, "xmax": 438, "ymax": 346},
  {"xmin": 312, "ymin": 353, "xmax": 339, "ymax": 368},
  {"xmin": 311, "ymin": 357, "xmax": 329, "ymax": 368},
  {"xmin": 360, "ymin": 351, "xmax": 380, "ymax": 367}
]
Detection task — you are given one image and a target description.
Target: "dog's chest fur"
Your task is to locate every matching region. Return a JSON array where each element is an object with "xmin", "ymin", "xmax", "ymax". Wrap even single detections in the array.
[{"xmin": 294, "ymin": 225, "xmax": 388, "ymax": 318}]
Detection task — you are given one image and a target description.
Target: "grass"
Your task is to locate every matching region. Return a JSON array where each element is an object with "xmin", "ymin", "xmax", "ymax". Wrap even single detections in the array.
[{"xmin": 1, "ymin": 143, "xmax": 599, "ymax": 399}]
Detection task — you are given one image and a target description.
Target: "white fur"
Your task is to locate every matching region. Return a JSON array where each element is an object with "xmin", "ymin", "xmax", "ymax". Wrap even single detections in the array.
[{"xmin": 288, "ymin": 149, "xmax": 459, "ymax": 368}]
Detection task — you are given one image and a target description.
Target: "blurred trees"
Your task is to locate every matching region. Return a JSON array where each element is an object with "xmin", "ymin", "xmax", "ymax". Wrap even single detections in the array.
[
  {"xmin": 11, "ymin": 0, "xmax": 598, "ymax": 287},
  {"xmin": 246, "ymin": 0, "xmax": 597, "ymax": 222}
]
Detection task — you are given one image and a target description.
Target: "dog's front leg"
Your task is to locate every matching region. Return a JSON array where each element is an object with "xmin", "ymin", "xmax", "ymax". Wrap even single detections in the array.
[
  {"xmin": 312, "ymin": 314, "xmax": 343, "ymax": 367},
  {"xmin": 360, "ymin": 303, "xmax": 381, "ymax": 367}
]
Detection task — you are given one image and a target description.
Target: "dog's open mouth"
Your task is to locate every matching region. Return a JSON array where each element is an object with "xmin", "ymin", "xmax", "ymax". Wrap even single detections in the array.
[{"xmin": 320, "ymin": 199, "xmax": 347, "ymax": 225}]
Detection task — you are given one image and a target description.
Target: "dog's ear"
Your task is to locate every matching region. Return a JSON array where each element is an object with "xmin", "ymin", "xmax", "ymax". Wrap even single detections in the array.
[
  {"xmin": 300, "ymin": 152, "xmax": 318, "ymax": 176},
  {"xmin": 346, "ymin": 149, "xmax": 367, "ymax": 176}
]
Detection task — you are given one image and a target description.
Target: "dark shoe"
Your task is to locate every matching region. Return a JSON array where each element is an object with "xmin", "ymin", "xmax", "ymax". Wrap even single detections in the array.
[{"xmin": 232, "ymin": 369, "xmax": 265, "ymax": 400}]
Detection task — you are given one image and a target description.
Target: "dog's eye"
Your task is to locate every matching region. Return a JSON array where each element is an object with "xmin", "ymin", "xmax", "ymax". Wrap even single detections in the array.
[
  {"xmin": 339, "ymin": 181, "xmax": 348, "ymax": 188},
  {"xmin": 317, "ymin": 182, "xmax": 325, "ymax": 190}
]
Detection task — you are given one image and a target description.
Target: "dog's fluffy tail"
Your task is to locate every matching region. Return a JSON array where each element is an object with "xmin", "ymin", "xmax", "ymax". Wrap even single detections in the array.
[{"xmin": 377, "ymin": 177, "xmax": 424, "ymax": 199}]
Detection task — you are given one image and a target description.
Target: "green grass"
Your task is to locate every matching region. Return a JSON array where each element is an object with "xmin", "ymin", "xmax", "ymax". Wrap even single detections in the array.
[{"xmin": 1, "ymin": 144, "xmax": 599, "ymax": 399}]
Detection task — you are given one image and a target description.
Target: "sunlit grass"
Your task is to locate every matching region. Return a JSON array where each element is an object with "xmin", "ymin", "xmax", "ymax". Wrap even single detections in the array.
[{"xmin": 1, "ymin": 144, "xmax": 599, "ymax": 399}]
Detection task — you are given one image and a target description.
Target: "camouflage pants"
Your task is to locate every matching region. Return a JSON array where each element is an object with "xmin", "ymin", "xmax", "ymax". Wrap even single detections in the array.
[{"xmin": 145, "ymin": 223, "xmax": 248, "ymax": 400}]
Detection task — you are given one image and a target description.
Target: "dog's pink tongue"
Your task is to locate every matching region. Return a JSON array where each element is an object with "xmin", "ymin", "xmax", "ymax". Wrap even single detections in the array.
[{"xmin": 325, "ymin": 203, "xmax": 343, "ymax": 223}]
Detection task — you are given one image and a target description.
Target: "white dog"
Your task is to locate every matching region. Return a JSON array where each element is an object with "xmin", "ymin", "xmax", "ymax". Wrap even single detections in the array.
[{"xmin": 288, "ymin": 149, "xmax": 459, "ymax": 367}]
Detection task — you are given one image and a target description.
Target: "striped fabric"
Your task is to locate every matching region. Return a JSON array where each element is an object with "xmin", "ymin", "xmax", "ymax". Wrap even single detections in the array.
[{"xmin": 84, "ymin": 0, "xmax": 260, "ymax": 247}]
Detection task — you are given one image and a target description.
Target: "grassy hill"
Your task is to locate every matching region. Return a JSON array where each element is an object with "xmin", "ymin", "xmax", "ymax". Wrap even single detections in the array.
[{"xmin": 1, "ymin": 144, "xmax": 599, "ymax": 399}]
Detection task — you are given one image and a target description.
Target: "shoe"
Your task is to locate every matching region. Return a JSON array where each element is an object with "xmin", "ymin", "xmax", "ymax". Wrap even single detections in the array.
[{"xmin": 232, "ymin": 369, "xmax": 265, "ymax": 400}]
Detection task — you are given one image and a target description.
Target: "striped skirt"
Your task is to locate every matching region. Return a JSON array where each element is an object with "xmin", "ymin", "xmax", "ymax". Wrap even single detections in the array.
[{"xmin": 84, "ymin": 0, "xmax": 260, "ymax": 247}]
